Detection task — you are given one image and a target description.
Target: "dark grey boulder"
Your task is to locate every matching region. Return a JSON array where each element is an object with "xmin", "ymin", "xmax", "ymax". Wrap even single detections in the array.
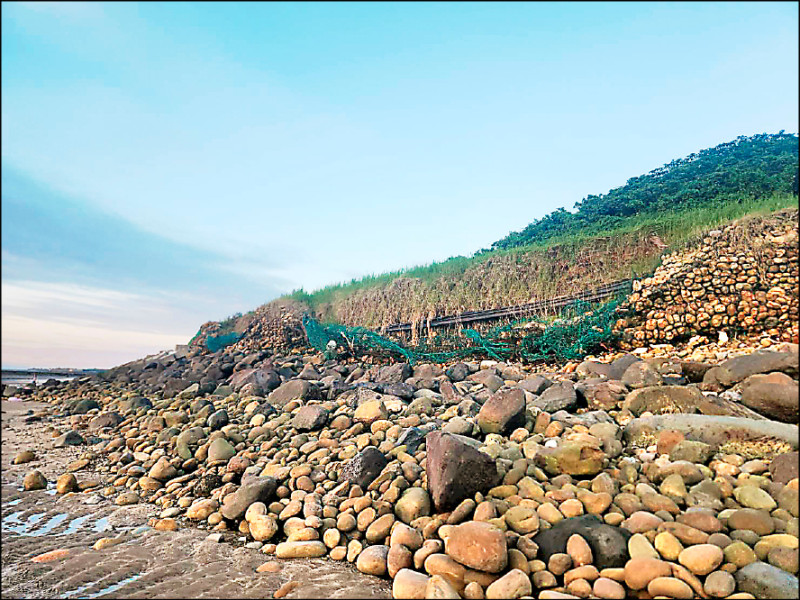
[
  {"xmin": 396, "ymin": 426, "xmax": 426, "ymax": 454},
  {"xmin": 194, "ymin": 472, "xmax": 223, "ymax": 497},
  {"xmin": 716, "ymin": 349, "xmax": 799, "ymax": 387},
  {"xmin": 207, "ymin": 409, "xmax": 229, "ymax": 430},
  {"xmin": 531, "ymin": 381, "xmax": 578, "ymax": 413},
  {"xmin": 53, "ymin": 430, "xmax": 85, "ymax": 448},
  {"xmin": 445, "ymin": 363, "xmax": 470, "ymax": 382},
  {"xmin": 341, "ymin": 447, "xmax": 388, "ymax": 490},
  {"xmin": 680, "ymin": 361, "xmax": 713, "ymax": 383},
  {"xmin": 735, "ymin": 561, "xmax": 799, "ymax": 599},
  {"xmin": 268, "ymin": 379, "xmax": 314, "ymax": 407},
  {"xmin": 121, "ymin": 396, "xmax": 153, "ymax": 414},
  {"xmin": 533, "ymin": 514, "xmax": 632, "ymax": 569},
  {"xmin": 220, "ymin": 475, "xmax": 277, "ymax": 521},
  {"xmin": 229, "ymin": 367, "xmax": 281, "ymax": 393},
  {"xmin": 69, "ymin": 398, "xmax": 100, "ymax": 415},
  {"xmin": 608, "ymin": 354, "xmax": 643, "ymax": 380},
  {"xmin": 89, "ymin": 412, "xmax": 123, "ymax": 430},
  {"xmin": 518, "ymin": 375, "xmax": 553, "ymax": 395},
  {"xmin": 379, "ymin": 382, "xmax": 415, "ymax": 399},
  {"xmin": 375, "ymin": 363, "xmax": 412, "ymax": 384}
]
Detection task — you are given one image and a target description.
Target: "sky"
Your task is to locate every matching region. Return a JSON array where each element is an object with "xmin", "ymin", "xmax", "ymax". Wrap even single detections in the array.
[{"xmin": 2, "ymin": 1, "xmax": 798, "ymax": 369}]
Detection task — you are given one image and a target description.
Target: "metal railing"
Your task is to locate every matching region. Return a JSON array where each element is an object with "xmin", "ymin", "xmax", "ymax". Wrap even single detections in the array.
[{"xmin": 383, "ymin": 278, "xmax": 632, "ymax": 334}]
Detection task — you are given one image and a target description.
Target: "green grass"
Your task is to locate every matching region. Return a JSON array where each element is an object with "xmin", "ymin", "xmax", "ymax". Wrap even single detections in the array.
[{"xmin": 285, "ymin": 193, "xmax": 797, "ymax": 315}]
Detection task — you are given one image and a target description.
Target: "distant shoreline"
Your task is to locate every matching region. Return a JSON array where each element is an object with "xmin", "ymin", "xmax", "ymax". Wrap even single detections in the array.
[
  {"xmin": 2, "ymin": 368, "xmax": 99, "ymax": 388},
  {"xmin": 2, "ymin": 368, "xmax": 101, "ymax": 376}
]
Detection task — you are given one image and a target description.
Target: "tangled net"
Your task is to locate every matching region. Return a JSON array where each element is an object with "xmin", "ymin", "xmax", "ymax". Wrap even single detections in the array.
[{"xmin": 303, "ymin": 294, "xmax": 625, "ymax": 365}]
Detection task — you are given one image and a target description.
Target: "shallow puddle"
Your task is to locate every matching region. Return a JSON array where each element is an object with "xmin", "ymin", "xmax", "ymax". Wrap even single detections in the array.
[
  {"xmin": 93, "ymin": 517, "xmax": 112, "ymax": 533},
  {"xmin": 62, "ymin": 514, "xmax": 91, "ymax": 535},
  {"xmin": 60, "ymin": 572, "xmax": 145, "ymax": 599},
  {"xmin": 2, "ymin": 510, "xmax": 113, "ymax": 537},
  {"xmin": 34, "ymin": 512, "xmax": 70, "ymax": 535}
]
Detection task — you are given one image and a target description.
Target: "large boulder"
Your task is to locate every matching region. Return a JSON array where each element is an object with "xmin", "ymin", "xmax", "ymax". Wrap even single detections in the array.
[
  {"xmin": 268, "ymin": 379, "xmax": 314, "ymax": 407},
  {"xmin": 207, "ymin": 437, "xmax": 236, "ymax": 463},
  {"xmin": 121, "ymin": 395, "xmax": 153, "ymax": 413},
  {"xmin": 477, "ymin": 388, "xmax": 526, "ymax": 435},
  {"xmin": 53, "ymin": 430, "xmax": 85, "ymax": 448},
  {"xmin": 68, "ymin": 398, "xmax": 100, "ymax": 414},
  {"xmin": 716, "ymin": 350, "xmax": 799, "ymax": 387},
  {"xmin": 89, "ymin": 412, "xmax": 123, "ymax": 430},
  {"xmin": 148, "ymin": 457, "xmax": 178, "ymax": 482},
  {"xmin": 530, "ymin": 380, "xmax": 578, "ymax": 413},
  {"xmin": 770, "ymin": 451, "xmax": 799, "ymax": 484},
  {"xmin": 535, "ymin": 440, "xmax": 605, "ymax": 477},
  {"xmin": 292, "ymin": 405, "xmax": 329, "ymax": 431},
  {"xmin": 735, "ymin": 561, "xmax": 799, "ymax": 598},
  {"xmin": 445, "ymin": 521, "xmax": 508, "ymax": 573},
  {"xmin": 621, "ymin": 362, "xmax": 663, "ymax": 389},
  {"xmin": 577, "ymin": 379, "xmax": 627, "ymax": 411},
  {"xmin": 622, "ymin": 386, "xmax": 703, "ymax": 416},
  {"xmin": 533, "ymin": 515, "xmax": 632, "ymax": 569},
  {"xmin": 739, "ymin": 372, "xmax": 799, "ymax": 423},
  {"xmin": 425, "ymin": 431, "xmax": 501, "ymax": 512},
  {"xmin": 341, "ymin": 447, "xmax": 388, "ymax": 490},
  {"xmin": 229, "ymin": 368, "xmax": 280, "ymax": 394},
  {"xmin": 220, "ymin": 475, "xmax": 277, "ymax": 521},
  {"xmin": 395, "ymin": 488, "xmax": 431, "ymax": 524},
  {"xmin": 608, "ymin": 354, "xmax": 642, "ymax": 380},
  {"xmin": 376, "ymin": 363, "xmax": 412, "ymax": 384},
  {"xmin": 518, "ymin": 375, "xmax": 553, "ymax": 395},
  {"xmin": 623, "ymin": 414, "xmax": 799, "ymax": 458}
]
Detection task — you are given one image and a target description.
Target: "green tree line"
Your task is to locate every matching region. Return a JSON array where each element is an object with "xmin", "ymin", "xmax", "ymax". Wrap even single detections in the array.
[{"xmin": 489, "ymin": 132, "xmax": 799, "ymax": 252}]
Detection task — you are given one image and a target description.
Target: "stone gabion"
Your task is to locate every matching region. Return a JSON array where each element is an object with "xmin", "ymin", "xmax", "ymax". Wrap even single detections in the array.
[{"xmin": 615, "ymin": 209, "xmax": 799, "ymax": 349}]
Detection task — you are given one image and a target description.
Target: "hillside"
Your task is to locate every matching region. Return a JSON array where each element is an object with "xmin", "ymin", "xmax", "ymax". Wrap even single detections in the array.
[
  {"xmin": 192, "ymin": 132, "xmax": 797, "ymax": 350},
  {"xmin": 284, "ymin": 133, "xmax": 797, "ymax": 328}
]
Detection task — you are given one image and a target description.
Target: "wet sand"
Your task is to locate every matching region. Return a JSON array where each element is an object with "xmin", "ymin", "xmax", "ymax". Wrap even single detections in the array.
[{"xmin": 1, "ymin": 399, "xmax": 392, "ymax": 599}]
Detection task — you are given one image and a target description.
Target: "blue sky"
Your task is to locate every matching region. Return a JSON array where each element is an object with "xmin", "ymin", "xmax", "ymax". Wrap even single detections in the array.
[{"xmin": 2, "ymin": 1, "xmax": 798, "ymax": 369}]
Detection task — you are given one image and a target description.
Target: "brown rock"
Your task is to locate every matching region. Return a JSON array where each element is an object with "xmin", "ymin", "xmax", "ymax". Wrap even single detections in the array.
[
  {"xmin": 425, "ymin": 431, "xmax": 500, "ymax": 512},
  {"xmin": 356, "ymin": 544, "xmax": 389, "ymax": 577},
  {"xmin": 476, "ymin": 388, "xmax": 526, "ymax": 435},
  {"xmin": 566, "ymin": 534, "xmax": 593, "ymax": 567},
  {"xmin": 23, "ymin": 470, "xmax": 47, "ymax": 491},
  {"xmin": 445, "ymin": 521, "xmax": 508, "ymax": 573},
  {"xmin": 678, "ymin": 544, "xmax": 724, "ymax": 576},
  {"xmin": 392, "ymin": 568, "xmax": 430, "ymax": 599},
  {"xmin": 623, "ymin": 557, "xmax": 672, "ymax": 590},
  {"xmin": 485, "ymin": 569, "xmax": 531, "ymax": 599},
  {"xmin": 647, "ymin": 576, "xmax": 694, "ymax": 599},
  {"xmin": 56, "ymin": 473, "xmax": 78, "ymax": 494}
]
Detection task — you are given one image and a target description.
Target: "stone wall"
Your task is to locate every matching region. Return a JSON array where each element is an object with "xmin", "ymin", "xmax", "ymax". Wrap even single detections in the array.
[{"xmin": 615, "ymin": 209, "xmax": 798, "ymax": 348}]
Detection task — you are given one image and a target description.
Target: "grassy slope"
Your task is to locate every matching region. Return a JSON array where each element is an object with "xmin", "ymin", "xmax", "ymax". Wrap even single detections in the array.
[
  {"xmin": 248, "ymin": 133, "xmax": 798, "ymax": 330},
  {"xmin": 287, "ymin": 193, "xmax": 796, "ymax": 328}
]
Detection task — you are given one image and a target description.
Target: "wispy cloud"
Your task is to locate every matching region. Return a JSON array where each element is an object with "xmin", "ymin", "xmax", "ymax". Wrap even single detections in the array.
[
  {"xmin": 2, "ymin": 280, "xmax": 138, "ymax": 312},
  {"xmin": 0, "ymin": 166, "xmax": 289, "ymax": 368}
]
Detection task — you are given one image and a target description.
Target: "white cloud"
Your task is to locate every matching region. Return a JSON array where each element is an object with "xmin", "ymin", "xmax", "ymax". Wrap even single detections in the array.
[{"xmin": 2, "ymin": 280, "xmax": 138, "ymax": 311}]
